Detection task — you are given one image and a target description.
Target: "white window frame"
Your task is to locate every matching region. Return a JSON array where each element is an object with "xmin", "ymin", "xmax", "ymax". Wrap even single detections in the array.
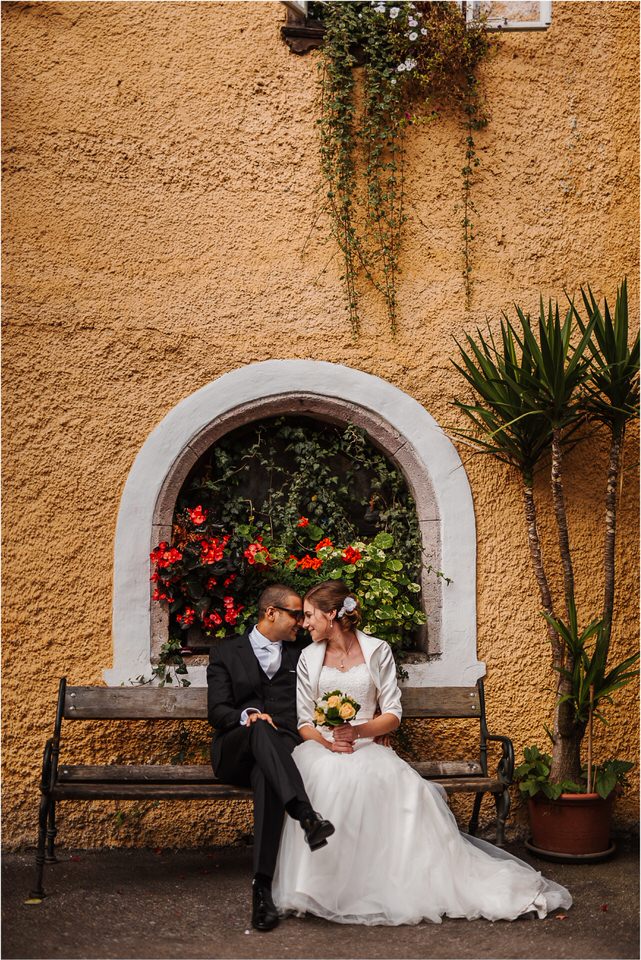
[
  {"xmin": 282, "ymin": 2, "xmax": 552, "ymax": 32},
  {"xmin": 282, "ymin": 0, "xmax": 309, "ymax": 17},
  {"xmin": 457, "ymin": 1, "xmax": 552, "ymax": 30}
]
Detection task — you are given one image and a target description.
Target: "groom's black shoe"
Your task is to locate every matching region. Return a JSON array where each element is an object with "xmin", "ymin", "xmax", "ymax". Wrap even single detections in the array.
[
  {"xmin": 251, "ymin": 878, "xmax": 279, "ymax": 932},
  {"xmin": 301, "ymin": 812, "xmax": 335, "ymax": 851}
]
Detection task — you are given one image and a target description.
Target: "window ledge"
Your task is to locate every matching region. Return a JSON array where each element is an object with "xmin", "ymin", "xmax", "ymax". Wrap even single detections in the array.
[{"xmin": 280, "ymin": 21, "xmax": 325, "ymax": 55}]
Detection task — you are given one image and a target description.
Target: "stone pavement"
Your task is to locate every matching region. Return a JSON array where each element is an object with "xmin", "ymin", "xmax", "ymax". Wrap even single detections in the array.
[{"xmin": 2, "ymin": 840, "xmax": 639, "ymax": 960}]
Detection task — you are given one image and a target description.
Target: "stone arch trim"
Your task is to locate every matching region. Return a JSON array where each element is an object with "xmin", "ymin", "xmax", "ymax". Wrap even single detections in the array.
[{"xmin": 105, "ymin": 360, "xmax": 483, "ymax": 687}]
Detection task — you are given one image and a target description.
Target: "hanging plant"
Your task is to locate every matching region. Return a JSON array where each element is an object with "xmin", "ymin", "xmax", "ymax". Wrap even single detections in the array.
[{"xmin": 315, "ymin": 1, "xmax": 493, "ymax": 331}]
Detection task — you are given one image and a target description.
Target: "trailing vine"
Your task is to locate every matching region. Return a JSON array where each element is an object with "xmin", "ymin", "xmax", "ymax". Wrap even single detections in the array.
[
  {"xmin": 314, "ymin": 1, "xmax": 493, "ymax": 331},
  {"xmin": 461, "ymin": 70, "xmax": 487, "ymax": 307}
]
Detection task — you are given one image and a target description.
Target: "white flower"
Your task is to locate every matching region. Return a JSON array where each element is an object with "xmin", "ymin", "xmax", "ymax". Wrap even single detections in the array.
[
  {"xmin": 409, "ymin": 31, "xmax": 418, "ymax": 40},
  {"xmin": 391, "ymin": 77, "xmax": 397, "ymax": 85},
  {"xmin": 389, "ymin": 6, "xmax": 400, "ymax": 17},
  {"xmin": 338, "ymin": 596, "xmax": 358, "ymax": 618},
  {"xmin": 421, "ymin": 27, "xmax": 428, "ymax": 35},
  {"xmin": 397, "ymin": 63, "xmax": 406, "ymax": 72},
  {"xmin": 405, "ymin": 58, "xmax": 417, "ymax": 71},
  {"xmin": 409, "ymin": 17, "xmax": 418, "ymax": 26}
]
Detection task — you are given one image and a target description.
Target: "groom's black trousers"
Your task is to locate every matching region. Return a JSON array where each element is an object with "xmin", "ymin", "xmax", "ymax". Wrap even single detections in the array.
[{"xmin": 212, "ymin": 720, "xmax": 310, "ymax": 877}]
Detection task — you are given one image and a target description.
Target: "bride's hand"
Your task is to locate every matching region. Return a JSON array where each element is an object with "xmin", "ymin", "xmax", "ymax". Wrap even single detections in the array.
[
  {"xmin": 327, "ymin": 739, "xmax": 354, "ymax": 753},
  {"xmin": 333, "ymin": 723, "xmax": 357, "ymax": 744}
]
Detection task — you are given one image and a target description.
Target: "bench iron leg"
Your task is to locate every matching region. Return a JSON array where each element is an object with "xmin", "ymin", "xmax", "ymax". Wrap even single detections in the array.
[
  {"xmin": 45, "ymin": 800, "xmax": 58, "ymax": 863},
  {"xmin": 468, "ymin": 792, "xmax": 483, "ymax": 836},
  {"xmin": 27, "ymin": 795, "xmax": 52, "ymax": 902},
  {"xmin": 494, "ymin": 789, "xmax": 510, "ymax": 847}
]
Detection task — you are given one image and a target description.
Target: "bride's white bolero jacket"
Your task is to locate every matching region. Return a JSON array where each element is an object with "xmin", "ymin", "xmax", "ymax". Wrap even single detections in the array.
[{"xmin": 296, "ymin": 629, "xmax": 403, "ymax": 730}]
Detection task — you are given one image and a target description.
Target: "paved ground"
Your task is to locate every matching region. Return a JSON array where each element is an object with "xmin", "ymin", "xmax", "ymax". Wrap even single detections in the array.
[{"xmin": 3, "ymin": 840, "xmax": 639, "ymax": 960}]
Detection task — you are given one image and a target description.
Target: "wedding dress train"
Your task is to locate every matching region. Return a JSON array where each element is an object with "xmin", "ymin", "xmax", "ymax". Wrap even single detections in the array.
[{"xmin": 273, "ymin": 663, "xmax": 572, "ymax": 926}]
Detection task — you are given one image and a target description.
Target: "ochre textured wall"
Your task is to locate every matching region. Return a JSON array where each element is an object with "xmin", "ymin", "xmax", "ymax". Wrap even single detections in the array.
[{"xmin": 3, "ymin": 1, "xmax": 639, "ymax": 850}]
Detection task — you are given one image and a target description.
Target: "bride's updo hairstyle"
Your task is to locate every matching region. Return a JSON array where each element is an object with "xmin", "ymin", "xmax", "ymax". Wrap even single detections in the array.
[{"xmin": 304, "ymin": 580, "xmax": 362, "ymax": 632}]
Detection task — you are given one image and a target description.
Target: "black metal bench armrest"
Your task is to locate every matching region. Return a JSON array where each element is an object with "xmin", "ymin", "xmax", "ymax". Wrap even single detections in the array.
[
  {"xmin": 39, "ymin": 739, "xmax": 54, "ymax": 794},
  {"xmin": 484, "ymin": 733, "xmax": 514, "ymax": 784}
]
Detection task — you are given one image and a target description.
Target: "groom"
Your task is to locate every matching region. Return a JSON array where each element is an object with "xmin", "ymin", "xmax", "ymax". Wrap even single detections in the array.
[{"xmin": 207, "ymin": 583, "xmax": 334, "ymax": 931}]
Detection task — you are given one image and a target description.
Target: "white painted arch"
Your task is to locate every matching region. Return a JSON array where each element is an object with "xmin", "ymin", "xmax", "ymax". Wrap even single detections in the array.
[{"xmin": 104, "ymin": 360, "xmax": 484, "ymax": 687}]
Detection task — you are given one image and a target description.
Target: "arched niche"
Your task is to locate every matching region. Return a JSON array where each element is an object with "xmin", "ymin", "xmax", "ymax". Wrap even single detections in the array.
[{"xmin": 104, "ymin": 360, "xmax": 484, "ymax": 687}]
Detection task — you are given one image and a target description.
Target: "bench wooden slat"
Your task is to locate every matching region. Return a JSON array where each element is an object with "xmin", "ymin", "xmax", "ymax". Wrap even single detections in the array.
[
  {"xmin": 434, "ymin": 777, "xmax": 504, "ymax": 794},
  {"xmin": 64, "ymin": 687, "xmax": 208, "ymax": 720},
  {"xmin": 52, "ymin": 783, "xmax": 253, "ymax": 800},
  {"xmin": 63, "ymin": 685, "xmax": 481, "ymax": 720},
  {"xmin": 58, "ymin": 765, "xmax": 218, "ymax": 782},
  {"xmin": 412, "ymin": 760, "xmax": 482, "ymax": 777},
  {"xmin": 401, "ymin": 687, "xmax": 481, "ymax": 717},
  {"xmin": 52, "ymin": 775, "xmax": 502, "ymax": 800},
  {"xmin": 58, "ymin": 760, "xmax": 483, "ymax": 783}
]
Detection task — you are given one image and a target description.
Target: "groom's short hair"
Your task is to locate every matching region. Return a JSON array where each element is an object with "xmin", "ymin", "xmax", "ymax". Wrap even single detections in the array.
[{"xmin": 258, "ymin": 584, "xmax": 301, "ymax": 616}]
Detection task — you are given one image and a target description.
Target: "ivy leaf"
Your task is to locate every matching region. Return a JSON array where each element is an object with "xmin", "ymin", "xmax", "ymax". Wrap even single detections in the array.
[{"xmin": 373, "ymin": 532, "xmax": 394, "ymax": 549}]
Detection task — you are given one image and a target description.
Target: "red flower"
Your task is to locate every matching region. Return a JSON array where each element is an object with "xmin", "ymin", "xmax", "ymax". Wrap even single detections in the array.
[
  {"xmin": 202, "ymin": 610, "xmax": 222, "ymax": 629},
  {"xmin": 150, "ymin": 572, "xmax": 160, "ymax": 582},
  {"xmin": 342, "ymin": 546, "xmax": 362, "ymax": 565},
  {"xmin": 224, "ymin": 603, "xmax": 244, "ymax": 626},
  {"xmin": 298, "ymin": 554, "xmax": 323, "ymax": 571},
  {"xmin": 206, "ymin": 577, "xmax": 218, "ymax": 591},
  {"xmin": 223, "ymin": 574, "xmax": 237, "ymax": 587},
  {"xmin": 150, "ymin": 542, "xmax": 168, "ymax": 564},
  {"xmin": 150, "ymin": 543, "xmax": 183, "ymax": 569},
  {"xmin": 296, "ymin": 517, "xmax": 309, "ymax": 527},
  {"xmin": 187, "ymin": 505, "xmax": 208, "ymax": 526},
  {"xmin": 244, "ymin": 540, "xmax": 271, "ymax": 566},
  {"xmin": 200, "ymin": 536, "xmax": 229, "ymax": 565},
  {"xmin": 152, "ymin": 588, "xmax": 174, "ymax": 603},
  {"xmin": 315, "ymin": 538, "xmax": 333, "ymax": 553},
  {"xmin": 176, "ymin": 606, "xmax": 195, "ymax": 627}
]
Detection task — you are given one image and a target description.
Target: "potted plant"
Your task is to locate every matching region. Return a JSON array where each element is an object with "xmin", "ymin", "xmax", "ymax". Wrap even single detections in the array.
[
  {"xmin": 514, "ymin": 604, "xmax": 637, "ymax": 860},
  {"xmin": 451, "ymin": 279, "xmax": 639, "ymax": 857}
]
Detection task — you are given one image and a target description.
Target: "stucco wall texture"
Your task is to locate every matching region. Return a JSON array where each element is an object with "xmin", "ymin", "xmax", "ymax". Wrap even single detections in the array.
[{"xmin": 2, "ymin": 1, "xmax": 639, "ymax": 850}]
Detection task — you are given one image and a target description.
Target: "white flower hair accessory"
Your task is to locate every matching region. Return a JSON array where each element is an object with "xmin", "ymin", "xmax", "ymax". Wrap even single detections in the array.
[{"xmin": 338, "ymin": 596, "xmax": 357, "ymax": 618}]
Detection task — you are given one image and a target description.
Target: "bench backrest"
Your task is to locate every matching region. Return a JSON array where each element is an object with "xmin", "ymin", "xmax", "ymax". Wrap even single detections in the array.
[{"xmin": 62, "ymin": 684, "xmax": 482, "ymax": 720}]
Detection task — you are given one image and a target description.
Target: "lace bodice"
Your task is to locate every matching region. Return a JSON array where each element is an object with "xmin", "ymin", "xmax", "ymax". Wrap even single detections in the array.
[{"xmin": 318, "ymin": 663, "xmax": 377, "ymax": 743}]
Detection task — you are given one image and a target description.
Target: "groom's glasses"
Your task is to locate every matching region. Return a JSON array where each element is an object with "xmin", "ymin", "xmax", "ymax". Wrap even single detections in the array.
[{"xmin": 273, "ymin": 605, "xmax": 305, "ymax": 622}]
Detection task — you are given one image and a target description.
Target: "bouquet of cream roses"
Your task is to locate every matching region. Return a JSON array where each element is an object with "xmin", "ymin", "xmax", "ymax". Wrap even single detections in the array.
[{"xmin": 314, "ymin": 690, "xmax": 361, "ymax": 728}]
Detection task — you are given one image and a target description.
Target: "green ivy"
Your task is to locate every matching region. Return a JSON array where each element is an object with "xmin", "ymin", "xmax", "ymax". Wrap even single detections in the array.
[{"xmin": 315, "ymin": 1, "xmax": 493, "ymax": 330}]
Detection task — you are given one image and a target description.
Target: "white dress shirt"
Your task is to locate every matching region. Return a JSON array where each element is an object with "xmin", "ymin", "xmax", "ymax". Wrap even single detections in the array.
[{"xmin": 239, "ymin": 626, "xmax": 283, "ymax": 726}]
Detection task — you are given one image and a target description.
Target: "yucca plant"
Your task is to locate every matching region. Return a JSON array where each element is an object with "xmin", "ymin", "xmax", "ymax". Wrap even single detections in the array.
[
  {"xmin": 572, "ymin": 279, "xmax": 640, "ymax": 646},
  {"xmin": 451, "ymin": 281, "xmax": 639, "ymax": 785}
]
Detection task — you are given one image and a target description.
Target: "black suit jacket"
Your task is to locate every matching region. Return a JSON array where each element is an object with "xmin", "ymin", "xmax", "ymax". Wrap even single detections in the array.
[{"xmin": 206, "ymin": 630, "xmax": 310, "ymax": 738}]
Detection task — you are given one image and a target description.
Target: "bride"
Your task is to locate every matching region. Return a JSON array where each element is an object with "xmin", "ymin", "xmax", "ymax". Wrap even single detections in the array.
[{"xmin": 272, "ymin": 580, "xmax": 572, "ymax": 926}]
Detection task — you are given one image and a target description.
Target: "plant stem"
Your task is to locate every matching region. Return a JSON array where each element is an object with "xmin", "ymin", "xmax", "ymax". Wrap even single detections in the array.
[
  {"xmin": 587, "ymin": 683, "xmax": 594, "ymax": 794},
  {"xmin": 521, "ymin": 476, "xmax": 558, "ymax": 648},
  {"xmin": 550, "ymin": 427, "xmax": 576, "ymax": 621},
  {"xmin": 602, "ymin": 426, "xmax": 624, "ymax": 646}
]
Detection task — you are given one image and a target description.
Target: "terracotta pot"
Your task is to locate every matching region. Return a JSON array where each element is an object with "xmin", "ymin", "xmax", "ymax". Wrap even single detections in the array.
[{"xmin": 528, "ymin": 792, "xmax": 614, "ymax": 855}]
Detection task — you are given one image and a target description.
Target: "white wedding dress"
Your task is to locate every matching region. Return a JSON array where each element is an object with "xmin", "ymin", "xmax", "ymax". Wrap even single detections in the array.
[{"xmin": 273, "ymin": 663, "xmax": 572, "ymax": 926}]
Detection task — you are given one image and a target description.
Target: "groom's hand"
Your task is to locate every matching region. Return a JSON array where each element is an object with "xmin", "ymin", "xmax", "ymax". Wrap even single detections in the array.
[{"xmin": 245, "ymin": 712, "xmax": 278, "ymax": 730}]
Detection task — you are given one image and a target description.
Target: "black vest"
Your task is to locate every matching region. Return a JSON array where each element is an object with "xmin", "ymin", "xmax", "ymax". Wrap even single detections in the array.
[{"xmin": 258, "ymin": 646, "xmax": 298, "ymax": 731}]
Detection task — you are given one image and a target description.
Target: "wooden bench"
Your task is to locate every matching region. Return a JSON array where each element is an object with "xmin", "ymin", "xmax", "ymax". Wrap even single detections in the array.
[{"xmin": 28, "ymin": 676, "xmax": 514, "ymax": 901}]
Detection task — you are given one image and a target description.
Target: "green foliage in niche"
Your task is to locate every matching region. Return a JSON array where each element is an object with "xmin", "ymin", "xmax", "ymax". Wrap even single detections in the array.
[
  {"xmin": 179, "ymin": 416, "xmax": 422, "ymax": 581},
  {"xmin": 314, "ymin": 1, "xmax": 493, "ymax": 330}
]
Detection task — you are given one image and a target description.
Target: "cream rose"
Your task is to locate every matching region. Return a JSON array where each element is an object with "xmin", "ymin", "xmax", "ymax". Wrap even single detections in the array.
[
  {"xmin": 339, "ymin": 702, "xmax": 356, "ymax": 720},
  {"xmin": 327, "ymin": 695, "xmax": 341, "ymax": 709},
  {"xmin": 314, "ymin": 708, "xmax": 326, "ymax": 725}
]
